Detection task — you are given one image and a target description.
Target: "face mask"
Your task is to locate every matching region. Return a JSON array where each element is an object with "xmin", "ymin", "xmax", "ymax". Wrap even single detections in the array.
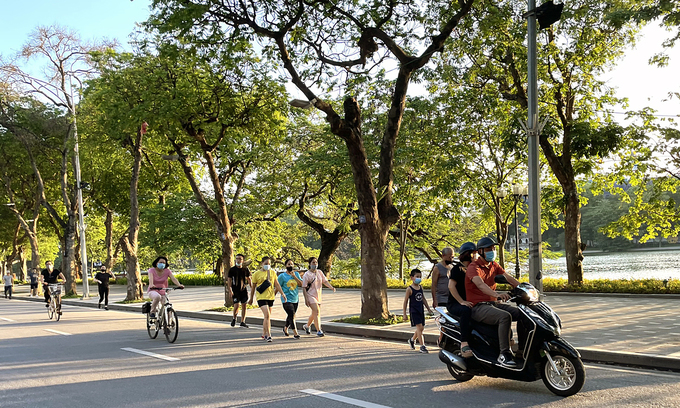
[
  {"xmin": 444, "ymin": 260, "xmax": 453, "ymax": 265},
  {"xmin": 263, "ymin": 265, "xmax": 270, "ymax": 271},
  {"xmin": 414, "ymin": 278, "xmax": 422, "ymax": 285},
  {"xmin": 157, "ymin": 263, "xmax": 166, "ymax": 269},
  {"xmin": 235, "ymin": 262, "xmax": 242, "ymax": 267},
  {"xmin": 286, "ymin": 266, "xmax": 293, "ymax": 272},
  {"xmin": 309, "ymin": 265, "xmax": 317, "ymax": 271},
  {"xmin": 484, "ymin": 251, "xmax": 495, "ymax": 262}
]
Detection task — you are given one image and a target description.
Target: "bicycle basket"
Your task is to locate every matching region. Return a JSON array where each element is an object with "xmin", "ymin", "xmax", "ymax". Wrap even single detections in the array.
[
  {"xmin": 48, "ymin": 284, "xmax": 63, "ymax": 295},
  {"xmin": 141, "ymin": 301, "xmax": 151, "ymax": 314}
]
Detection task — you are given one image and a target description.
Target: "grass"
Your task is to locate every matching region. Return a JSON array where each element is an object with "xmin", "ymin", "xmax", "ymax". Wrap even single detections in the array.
[
  {"xmin": 61, "ymin": 294, "xmax": 81, "ymax": 299},
  {"xmin": 115, "ymin": 297, "xmax": 152, "ymax": 304},
  {"xmin": 206, "ymin": 305, "xmax": 258, "ymax": 312}
]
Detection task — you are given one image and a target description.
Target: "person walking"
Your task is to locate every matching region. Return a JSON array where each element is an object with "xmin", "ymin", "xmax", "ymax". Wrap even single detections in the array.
[
  {"xmin": 278, "ymin": 259, "xmax": 303, "ymax": 339},
  {"xmin": 94, "ymin": 265, "xmax": 115, "ymax": 310},
  {"xmin": 147, "ymin": 257, "xmax": 184, "ymax": 320},
  {"xmin": 430, "ymin": 247, "xmax": 454, "ymax": 309},
  {"xmin": 403, "ymin": 269, "xmax": 433, "ymax": 353},
  {"xmin": 3, "ymin": 271, "xmax": 14, "ymax": 299},
  {"xmin": 301, "ymin": 257, "xmax": 336, "ymax": 337},
  {"xmin": 29, "ymin": 268, "xmax": 40, "ymax": 297},
  {"xmin": 249, "ymin": 257, "xmax": 286, "ymax": 342},
  {"xmin": 227, "ymin": 254, "xmax": 251, "ymax": 328}
]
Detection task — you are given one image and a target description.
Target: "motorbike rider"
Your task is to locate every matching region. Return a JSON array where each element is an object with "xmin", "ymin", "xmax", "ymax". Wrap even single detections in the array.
[
  {"xmin": 445, "ymin": 242, "xmax": 477, "ymax": 358},
  {"xmin": 465, "ymin": 237, "xmax": 525, "ymax": 368}
]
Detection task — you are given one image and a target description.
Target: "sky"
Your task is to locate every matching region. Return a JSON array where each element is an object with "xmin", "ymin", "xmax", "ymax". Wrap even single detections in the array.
[{"xmin": 0, "ymin": 0, "xmax": 678, "ymax": 117}]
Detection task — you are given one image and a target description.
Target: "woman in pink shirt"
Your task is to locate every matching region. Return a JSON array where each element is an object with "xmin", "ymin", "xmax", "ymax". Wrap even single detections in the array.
[
  {"xmin": 302, "ymin": 257, "xmax": 335, "ymax": 336},
  {"xmin": 147, "ymin": 256, "xmax": 184, "ymax": 319}
]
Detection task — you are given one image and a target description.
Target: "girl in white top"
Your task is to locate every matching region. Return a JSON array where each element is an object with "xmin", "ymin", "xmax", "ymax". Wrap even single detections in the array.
[{"xmin": 301, "ymin": 257, "xmax": 335, "ymax": 336}]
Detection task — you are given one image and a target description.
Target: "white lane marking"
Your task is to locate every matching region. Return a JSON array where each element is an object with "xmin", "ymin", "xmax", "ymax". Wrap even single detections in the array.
[
  {"xmin": 300, "ymin": 389, "xmax": 392, "ymax": 408},
  {"xmin": 0, "ymin": 317, "xmax": 14, "ymax": 322},
  {"xmin": 586, "ymin": 364, "xmax": 680, "ymax": 379},
  {"xmin": 44, "ymin": 329, "xmax": 72, "ymax": 336},
  {"xmin": 121, "ymin": 347, "xmax": 180, "ymax": 362}
]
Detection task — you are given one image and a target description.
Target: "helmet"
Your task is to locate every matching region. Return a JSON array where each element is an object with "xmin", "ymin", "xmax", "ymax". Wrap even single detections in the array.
[
  {"xmin": 458, "ymin": 242, "xmax": 476, "ymax": 255},
  {"xmin": 476, "ymin": 237, "xmax": 498, "ymax": 250}
]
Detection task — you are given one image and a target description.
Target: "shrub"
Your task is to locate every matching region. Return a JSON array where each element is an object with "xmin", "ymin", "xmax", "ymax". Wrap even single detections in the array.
[{"xmin": 206, "ymin": 305, "xmax": 258, "ymax": 312}]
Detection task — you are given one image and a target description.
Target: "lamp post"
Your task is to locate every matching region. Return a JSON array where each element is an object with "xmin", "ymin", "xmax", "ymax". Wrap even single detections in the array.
[{"xmin": 511, "ymin": 184, "xmax": 529, "ymax": 279}]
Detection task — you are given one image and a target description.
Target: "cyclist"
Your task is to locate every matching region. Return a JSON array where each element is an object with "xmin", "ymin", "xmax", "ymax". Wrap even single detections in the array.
[
  {"xmin": 146, "ymin": 256, "xmax": 184, "ymax": 320},
  {"xmin": 41, "ymin": 261, "xmax": 65, "ymax": 314}
]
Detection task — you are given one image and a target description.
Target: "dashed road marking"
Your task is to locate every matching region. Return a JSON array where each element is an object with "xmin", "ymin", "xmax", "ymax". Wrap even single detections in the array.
[
  {"xmin": 300, "ymin": 389, "xmax": 392, "ymax": 408},
  {"xmin": 0, "ymin": 317, "xmax": 14, "ymax": 322},
  {"xmin": 121, "ymin": 347, "xmax": 180, "ymax": 361},
  {"xmin": 44, "ymin": 329, "xmax": 72, "ymax": 336}
]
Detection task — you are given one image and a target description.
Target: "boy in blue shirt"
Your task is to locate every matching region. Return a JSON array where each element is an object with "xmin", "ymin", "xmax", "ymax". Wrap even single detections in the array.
[{"xmin": 403, "ymin": 269, "xmax": 433, "ymax": 353}]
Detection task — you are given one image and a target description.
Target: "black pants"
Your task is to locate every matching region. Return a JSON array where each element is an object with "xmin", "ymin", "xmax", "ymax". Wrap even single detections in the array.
[
  {"xmin": 283, "ymin": 302, "xmax": 299, "ymax": 329},
  {"xmin": 4, "ymin": 286, "xmax": 11, "ymax": 299},
  {"xmin": 446, "ymin": 303, "xmax": 473, "ymax": 342},
  {"xmin": 98, "ymin": 284, "xmax": 109, "ymax": 306},
  {"xmin": 43, "ymin": 284, "xmax": 50, "ymax": 303}
]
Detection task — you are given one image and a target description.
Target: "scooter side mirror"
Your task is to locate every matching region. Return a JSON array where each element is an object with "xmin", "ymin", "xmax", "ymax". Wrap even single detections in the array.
[{"xmin": 494, "ymin": 274, "xmax": 509, "ymax": 285}]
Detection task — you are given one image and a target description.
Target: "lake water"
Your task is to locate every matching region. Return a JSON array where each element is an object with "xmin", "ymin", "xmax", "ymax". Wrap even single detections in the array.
[
  {"xmin": 541, "ymin": 250, "xmax": 680, "ymax": 280},
  {"xmin": 411, "ymin": 250, "xmax": 680, "ymax": 281}
]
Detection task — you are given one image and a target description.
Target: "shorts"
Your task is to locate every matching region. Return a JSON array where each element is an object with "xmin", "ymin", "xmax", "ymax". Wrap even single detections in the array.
[
  {"xmin": 232, "ymin": 289, "xmax": 248, "ymax": 304},
  {"xmin": 30, "ymin": 283, "xmax": 38, "ymax": 289},
  {"xmin": 257, "ymin": 299, "xmax": 274, "ymax": 307},
  {"xmin": 410, "ymin": 311, "xmax": 425, "ymax": 327}
]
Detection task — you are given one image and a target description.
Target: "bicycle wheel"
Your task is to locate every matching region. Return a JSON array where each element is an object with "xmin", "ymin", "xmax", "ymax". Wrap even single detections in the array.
[
  {"xmin": 164, "ymin": 308, "xmax": 179, "ymax": 343},
  {"xmin": 47, "ymin": 299, "xmax": 55, "ymax": 320},
  {"xmin": 146, "ymin": 313, "xmax": 159, "ymax": 339}
]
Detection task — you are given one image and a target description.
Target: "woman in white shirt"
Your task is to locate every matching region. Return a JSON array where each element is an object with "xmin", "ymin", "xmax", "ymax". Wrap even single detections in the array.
[{"xmin": 301, "ymin": 257, "xmax": 335, "ymax": 336}]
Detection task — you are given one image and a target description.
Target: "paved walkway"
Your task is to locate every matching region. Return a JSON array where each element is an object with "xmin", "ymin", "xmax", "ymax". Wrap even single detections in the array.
[{"xmin": 8, "ymin": 284, "xmax": 680, "ymax": 360}]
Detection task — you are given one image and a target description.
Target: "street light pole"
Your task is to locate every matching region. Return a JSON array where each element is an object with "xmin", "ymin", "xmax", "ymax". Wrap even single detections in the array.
[
  {"xmin": 526, "ymin": 0, "xmax": 543, "ymax": 292},
  {"xmin": 71, "ymin": 95, "xmax": 90, "ymax": 299}
]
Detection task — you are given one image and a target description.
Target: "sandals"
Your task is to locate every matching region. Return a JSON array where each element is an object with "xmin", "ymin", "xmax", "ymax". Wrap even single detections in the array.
[{"xmin": 461, "ymin": 345, "xmax": 473, "ymax": 358}]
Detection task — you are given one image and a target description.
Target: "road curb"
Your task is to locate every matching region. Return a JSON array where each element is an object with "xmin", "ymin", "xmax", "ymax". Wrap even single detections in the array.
[{"xmin": 13, "ymin": 295, "xmax": 680, "ymax": 372}]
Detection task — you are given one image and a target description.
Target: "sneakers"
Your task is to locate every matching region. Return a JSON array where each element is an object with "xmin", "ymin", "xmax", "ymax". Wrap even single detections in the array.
[
  {"xmin": 231, "ymin": 318, "xmax": 236, "ymax": 327},
  {"xmin": 316, "ymin": 331, "xmax": 325, "ymax": 337},
  {"xmin": 240, "ymin": 322, "xmax": 249, "ymax": 328},
  {"xmin": 419, "ymin": 346, "xmax": 429, "ymax": 354},
  {"xmin": 104, "ymin": 306, "xmax": 108, "ymax": 310},
  {"xmin": 303, "ymin": 324, "xmax": 311, "ymax": 335},
  {"xmin": 150, "ymin": 313, "xmax": 156, "ymax": 319},
  {"xmin": 266, "ymin": 336, "xmax": 273, "ymax": 342},
  {"xmin": 283, "ymin": 327, "xmax": 289, "ymax": 336},
  {"xmin": 293, "ymin": 334, "xmax": 301, "ymax": 339},
  {"xmin": 497, "ymin": 351, "xmax": 517, "ymax": 368},
  {"xmin": 408, "ymin": 338, "xmax": 415, "ymax": 350},
  {"xmin": 98, "ymin": 302, "xmax": 102, "ymax": 309}
]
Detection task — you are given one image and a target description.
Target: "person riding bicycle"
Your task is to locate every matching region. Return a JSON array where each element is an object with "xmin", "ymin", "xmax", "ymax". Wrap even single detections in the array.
[
  {"xmin": 41, "ymin": 261, "xmax": 65, "ymax": 314},
  {"xmin": 465, "ymin": 236, "xmax": 525, "ymax": 368},
  {"xmin": 146, "ymin": 256, "xmax": 184, "ymax": 320}
]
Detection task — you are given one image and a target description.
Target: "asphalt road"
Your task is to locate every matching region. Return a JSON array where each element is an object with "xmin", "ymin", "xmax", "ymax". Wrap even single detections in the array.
[{"xmin": 1, "ymin": 299, "xmax": 679, "ymax": 408}]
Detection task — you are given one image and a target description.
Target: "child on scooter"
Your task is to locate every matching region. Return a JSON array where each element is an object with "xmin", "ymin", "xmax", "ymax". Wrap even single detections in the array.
[{"xmin": 403, "ymin": 269, "xmax": 433, "ymax": 353}]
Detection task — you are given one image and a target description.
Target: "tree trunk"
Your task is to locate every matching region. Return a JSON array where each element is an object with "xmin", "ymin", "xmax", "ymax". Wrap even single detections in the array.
[
  {"xmin": 318, "ymin": 231, "xmax": 346, "ymax": 278},
  {"xmin": 18, "ymin": 246, "xmax": 27, "ymax": 281},
  {"xmin": 564, "ymin": 188, "xmax": 584, "ymax": 284},
  {"xmin": 360, "ymin": 224, "xmax": 389, "ymax": 319},
  {"xmin": 221, "ymin": 238, "xmax": 234, "ymax": 307},
  {"xmin": 123, "ymin": 128, "xmax": 144, "ymax": 301},
  {"xmin": 63, "ymin": 215, "xmax": 78, "ymax": 296}
]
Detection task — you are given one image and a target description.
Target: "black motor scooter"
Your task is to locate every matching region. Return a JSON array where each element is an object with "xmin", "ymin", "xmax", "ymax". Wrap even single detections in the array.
[{"xmin": 436, "ymin": 281, "xmax": 585, "ymax": 397}]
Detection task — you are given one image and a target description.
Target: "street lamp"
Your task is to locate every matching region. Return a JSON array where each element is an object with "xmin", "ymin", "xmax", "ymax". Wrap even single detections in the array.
[{"xmin": 511, "ymin": 184, "xmax": 529, "ymax": 279}]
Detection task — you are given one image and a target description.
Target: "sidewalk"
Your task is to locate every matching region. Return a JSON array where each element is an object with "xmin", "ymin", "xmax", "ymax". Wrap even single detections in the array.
[{"xmin": 9, "ymin": 284, "xmax": 680, "ymax": 370}]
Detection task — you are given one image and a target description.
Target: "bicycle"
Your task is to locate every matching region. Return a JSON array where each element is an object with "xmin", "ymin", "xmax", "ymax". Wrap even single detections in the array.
[
  {"xmin": 144, "ymin": 287, "xmax": 182, "ymax": 343},
  {"xmin": 46, "ymin": 283, "xmax": 63, "ymax": 321}
]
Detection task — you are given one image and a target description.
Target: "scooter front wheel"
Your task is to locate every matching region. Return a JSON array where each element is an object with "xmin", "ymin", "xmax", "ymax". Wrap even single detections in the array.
[{"xmin": 541, "ymin": 352, "xmax": 585, "ymax": 397}]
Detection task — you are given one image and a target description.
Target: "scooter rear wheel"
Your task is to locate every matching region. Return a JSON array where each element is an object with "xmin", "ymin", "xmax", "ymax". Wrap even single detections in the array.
[
  {"xmin": 541, "ymin": 352, "xmax": 585, "ymax": 397},
  {"xmin": 447, "ymin": 364, "xmax": 474, "ymax": 382}
]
